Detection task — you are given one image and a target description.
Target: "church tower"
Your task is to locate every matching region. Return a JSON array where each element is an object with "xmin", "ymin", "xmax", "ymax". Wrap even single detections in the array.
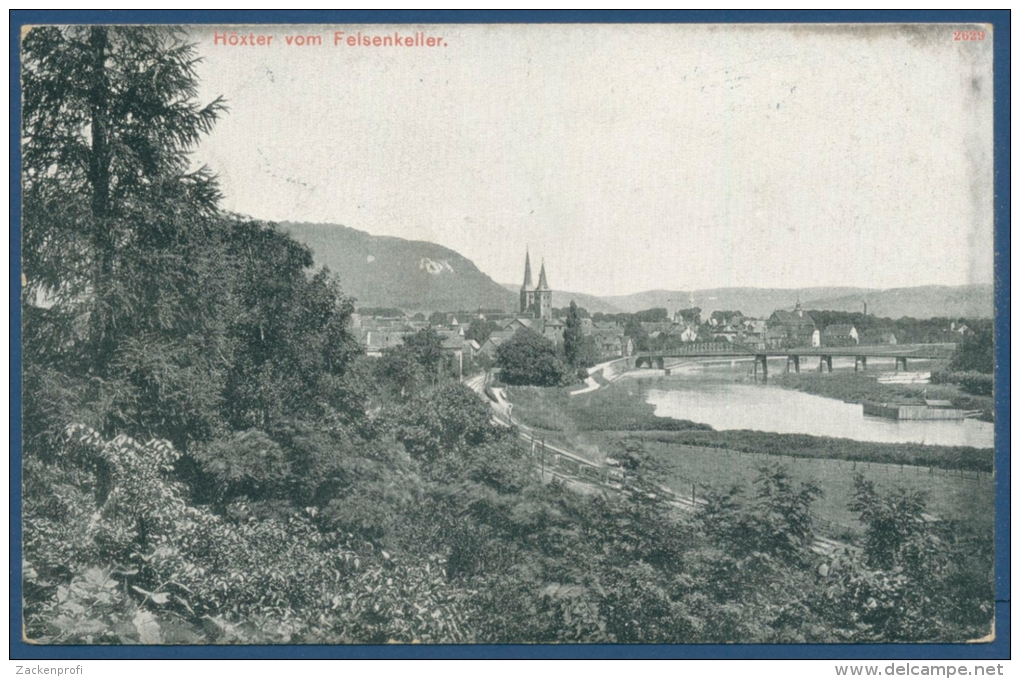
[
  {"xmin": 519, "ymin": 250, "xmax": 535, "ymax": 315},
  {"xmin": 535, "ymin": 260, "xmax": 552, "ymax": 320}
]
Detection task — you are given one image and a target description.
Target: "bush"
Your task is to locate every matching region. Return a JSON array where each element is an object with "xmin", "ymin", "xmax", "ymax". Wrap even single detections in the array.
[{"xmin": 931, "ymin": 370, "xmax": 994, "ymax": 396}]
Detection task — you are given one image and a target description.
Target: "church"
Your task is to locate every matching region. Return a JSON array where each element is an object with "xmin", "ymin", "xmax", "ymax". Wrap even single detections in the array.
[{"xmin": 518, "ymin": 250, "xmax": 552, "ymax": 320}]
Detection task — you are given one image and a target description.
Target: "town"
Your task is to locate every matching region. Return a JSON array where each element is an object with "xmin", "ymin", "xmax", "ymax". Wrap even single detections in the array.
[{"xmin": 352, "ymin": 251, "xmax": 981, "ymax": 380}]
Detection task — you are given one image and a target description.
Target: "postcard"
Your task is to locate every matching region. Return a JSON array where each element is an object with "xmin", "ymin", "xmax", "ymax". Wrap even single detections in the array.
[{"xmin": 19, "ymin": 20, "xmax": 997, "ymax": 649}]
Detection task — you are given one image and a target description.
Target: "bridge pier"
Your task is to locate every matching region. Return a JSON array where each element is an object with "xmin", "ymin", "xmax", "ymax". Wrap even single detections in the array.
[
  {"xmin": 854, "ymin": 356, "xmax": 867, "ymax": 372},
  {"xmin": 754, "ymin": 354, "xmax": 768, "ymax": 383},
  {"xmin": 817, "ymin": 355, "xmax": 833, "ymax": 373},
  {"xmin": 895, "ymin": 356, "xmax": 908, "ymax": 372},
  {"xmin": 785, "ymin": 355, "xmax": 800, "ymax": 374}
]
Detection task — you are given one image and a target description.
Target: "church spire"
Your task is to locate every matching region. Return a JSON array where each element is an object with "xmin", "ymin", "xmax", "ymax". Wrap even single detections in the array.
[
  {"xmin": 521, "ymin": 249, "xmax": 533, "ymax": 290},
  {"xmin": 536, "ymin": 259, "xmax": 550, "ymax": 290}
]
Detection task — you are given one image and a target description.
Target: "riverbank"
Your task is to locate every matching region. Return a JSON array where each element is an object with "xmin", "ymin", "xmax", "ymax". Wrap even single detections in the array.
[
  {"xmin": 767, "ymin": 371, "xmax": 994, "ymax": 422},
  {"xmin": 507, "ymin": 381, "xmax": 992, "ymax": 473}
]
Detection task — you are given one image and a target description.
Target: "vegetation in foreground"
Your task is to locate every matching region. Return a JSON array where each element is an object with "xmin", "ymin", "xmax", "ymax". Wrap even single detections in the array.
[{"xmin": 21, "ymin": 26, "xmax": 992, "ymax": 645}]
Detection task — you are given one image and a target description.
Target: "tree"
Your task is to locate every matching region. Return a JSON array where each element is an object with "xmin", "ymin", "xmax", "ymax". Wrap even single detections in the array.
[
  {"xmin": 677, "ymin": 307, "xmax": 702, "ymax": 326},
  {"xmin": 465, "ymin": 319, "xmax": 499, "ymax": 346},
  {"xmin": 702, "ymin": 464, "xmax": 821, "ymax": 564},
  {"xmin": 23, "ymin": 26, "xmax": 228, "ymax": 375},
  {"xmin": 623, "ymin": 317, "xmax": 650, "ymax": 352},
  {"xmin": 495, "ymin": 329, "xmax": 566, "ymax": 386},
  {"xmin": 562, "ymin": 301, "xmax": 586, "ymax": 373},
  {"xmin": 634, "ymin": 308, "xmax": 669, "ymax": 323},
  {"xmin": 848, "ymin": 474, "xmax": 931, "ymax": 571},
  {"xmin": 222, "ymin": 219, "xmax": 363, "ymax": 430},
  {"xmin": 403, "ymin": 327, "xmax": 445, "ymax": 384},
  {"xmin": 395, "ymin": 383, "xmax": 499, "ymax": 467},
  {"xmin": 950, "ymin": 322, "xmax": 993, "ymax": 374}
]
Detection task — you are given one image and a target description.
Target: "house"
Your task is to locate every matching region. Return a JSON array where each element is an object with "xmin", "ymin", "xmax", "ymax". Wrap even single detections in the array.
[
  {"xmin": 711, "ymin": 324, "xmax": 739, "ymax": 343},
  {"xmin": 438, "ymin": 331, "xmax": 466, "ymax": 378},
  {"xmin": 741, "ymin": 319, "xmax": 768, "ymax": 340},
  {"xmin": 767, "ymin": 302, "xmax": 819, "ymax": 348},
  {"xmin": 478, "ymin": 329, "xmax": 515, "ymax": 358},
  {"xmin": 542, "ymin": 318, "xmax": 566, "ymax": 345},
  {"xmin": 502, "ymin": 317, "xmax": 537, "ymax": 333},
  {"xmin": 361, "ymin": 329, "xmax": 411, "ymax": 356},
  {"xmin": 595, "ymin": 332, "xmax": 633, "ymax": 358},
  {"xmin": 861, "ymin": 329, "xmax": 897, "ymax": 345},
  {"xmin": 679, "ymin": 325, "xmax": 698, "ymax": 343},
  {"xmin": 822, "ymin": 324, "xmax": 859, "ymax": 347}
]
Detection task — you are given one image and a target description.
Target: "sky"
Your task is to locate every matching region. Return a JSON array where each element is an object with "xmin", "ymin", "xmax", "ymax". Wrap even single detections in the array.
[{"xmin": 189, "ymin": 23, "xmax": 994, "ymax": 297}]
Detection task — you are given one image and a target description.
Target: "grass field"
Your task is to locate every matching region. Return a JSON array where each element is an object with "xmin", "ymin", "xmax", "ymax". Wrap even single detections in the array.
[
  {"xmin": 506, "ymin": 379, "xmax": 994, "ymax": 544},
  {"xmin": 594, "ymin": 433, "xmax": 993, "ymax": 540}
]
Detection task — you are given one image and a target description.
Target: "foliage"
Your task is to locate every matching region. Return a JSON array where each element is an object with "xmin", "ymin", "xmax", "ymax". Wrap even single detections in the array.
[
  {"xmin": 930, "ymin": 370, "xmax": 994, "ymax": 397},
  {"xmin": 949, "ymin": 324, "xmax": 994, "ymax": 374},
  {"xmin": 562, "ymin": 301, "xmax": 587, "ymax": 375},
  {"xmin": 820, "ymin": 474, "xmax": 992, "ymax": 642},
  {"xmin": 222, "ymin": 218, "xmax": 363, "ymax": 430},
  {"xmin": 395, "ymin": 383, "xmax": 503, "ymax": 468},
  {"xmin": 23, "ymin": 26, "xmax": 227, "ymax": 375},
  {"xmin": 465, "ymin": 318, "xmax": 500, "ymax": 345},
  {"xmin": 21, "ymin": 24, "xmax": 993, "ymax": 647},
  {"xmin": 496, "ymin": 329, "xmax": 567, "ymax": 386},
  {"xmin": 848, "ymin": 474, "xmax": 930, "ymax": 570},
  {"xmin": 702, "ymin": 465, "xmax": 821, "ymax": 564}
]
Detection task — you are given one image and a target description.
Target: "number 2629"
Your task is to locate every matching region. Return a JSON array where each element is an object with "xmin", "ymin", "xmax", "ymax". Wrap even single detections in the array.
[{"xmin": 954, "ymin": 30, "xmax": 986, "ymax": 41}]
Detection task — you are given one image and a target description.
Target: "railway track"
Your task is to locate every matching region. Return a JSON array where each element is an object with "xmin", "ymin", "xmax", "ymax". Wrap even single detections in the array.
[{"xmin": 463, "ymin": 372, "xmax": 849, "ymax": 557}]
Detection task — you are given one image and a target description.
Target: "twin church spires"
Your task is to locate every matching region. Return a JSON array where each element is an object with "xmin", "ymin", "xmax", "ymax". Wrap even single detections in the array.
[{"xmin": 519, "ymin": 249, "xmax": 552, "ymax": 320}]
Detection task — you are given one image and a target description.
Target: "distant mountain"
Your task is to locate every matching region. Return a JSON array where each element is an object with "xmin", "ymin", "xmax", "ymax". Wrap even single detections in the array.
[
  {"xmin": 602, "ymin": 285, "xmax": 993, "ymax": 320},
  {"xmin": 803, "ymin": 285, "xmax": 993, "ymax": 320},
  {"xmin": 281, "ymin": 222, "xmax": 516, "ymax": 313},
  {"xmin": 603, "ymin": 288, "xmax": 866, "ymax": 319},
  {"xmin": 499, "ymin": 284, "xmax": 623, "ymax": 315},
  {"xmin": 280, "ymin": 223, "xmax": 994, "ymax": 319}
]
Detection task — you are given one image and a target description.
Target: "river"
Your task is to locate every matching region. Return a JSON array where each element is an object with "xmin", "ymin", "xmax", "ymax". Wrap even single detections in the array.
[{"xmin": 638, "ymin": 373, "xmax": 994, "ymax": 449}]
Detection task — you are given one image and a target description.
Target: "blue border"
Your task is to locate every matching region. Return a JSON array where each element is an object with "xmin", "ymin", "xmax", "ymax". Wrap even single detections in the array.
[{"xmin": 10, "ymin": 9, "xmax": 1010, "ymax": 660}]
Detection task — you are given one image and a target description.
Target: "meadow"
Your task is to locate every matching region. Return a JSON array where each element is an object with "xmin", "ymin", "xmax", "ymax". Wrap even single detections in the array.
[
  {"xmin": 508, "ymin": 379, "xmax": 994, "ymax": 544},
  {"xmin": 596, "ymin": 433, "xmax": 993, "ymax": 540}
]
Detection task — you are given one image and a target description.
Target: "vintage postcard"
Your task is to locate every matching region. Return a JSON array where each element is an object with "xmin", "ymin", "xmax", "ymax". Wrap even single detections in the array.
[{"xmin": 19, "ymin": 20, "xmax": 998, "ymax": 648}]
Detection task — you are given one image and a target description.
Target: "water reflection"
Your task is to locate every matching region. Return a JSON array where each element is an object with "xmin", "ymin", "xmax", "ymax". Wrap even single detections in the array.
[{"xmin": 643, "ymin": 379, "xmax": 994, "ymax": 449}]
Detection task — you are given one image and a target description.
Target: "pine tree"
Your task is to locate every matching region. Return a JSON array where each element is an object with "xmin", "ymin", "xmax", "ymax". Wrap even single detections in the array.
[
  {"xmin": 22, "ymin": 26, "xmax": 231, "ymax": 447},
  {"xmin": 22, "ymin": 26, "xmax": 227, "ymax": 376}
]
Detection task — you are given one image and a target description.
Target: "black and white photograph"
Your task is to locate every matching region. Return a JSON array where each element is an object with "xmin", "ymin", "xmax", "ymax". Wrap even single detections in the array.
[{"xmin": 18, "ymin": 19, "xmax": 999, "ymax": 648}]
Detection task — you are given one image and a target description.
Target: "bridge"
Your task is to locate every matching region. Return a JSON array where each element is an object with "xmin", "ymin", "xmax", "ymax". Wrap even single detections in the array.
[{"xmin": 633, "ymin": 342, "xmax": 956, "ymax": 379}]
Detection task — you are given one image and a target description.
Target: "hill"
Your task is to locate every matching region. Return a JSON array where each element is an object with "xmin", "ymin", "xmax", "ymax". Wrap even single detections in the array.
[
  {"xmin": 499, "ymin": 284, "xmax": 623, "ymax": 315},
  {"xmin": 603, "ymin": 288, "xmax": 867, "ymax": 319},
  {"xmin": 803, "ymin": 284, "xmax": 993, "ymax": 320},
  {"xmin": 602, "ymin": 285, "xmax": 993, "ymax": 320},
  {"xmin": 281, "ymin": 222, "xmax": 517, "ymax": 313}
]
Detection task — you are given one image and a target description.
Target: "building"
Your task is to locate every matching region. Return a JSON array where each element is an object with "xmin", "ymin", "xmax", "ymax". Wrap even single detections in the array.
[
  {"xmin": 767, "ymin": 301, "xmax": 819, "ymax": 348},
  {"xmin": 518, "ymin": 250, "xmax": 553, "ymax": 321},
  {"xmin": 822, "ymin": 324, "xmax": 859, "ymax": 347}
]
